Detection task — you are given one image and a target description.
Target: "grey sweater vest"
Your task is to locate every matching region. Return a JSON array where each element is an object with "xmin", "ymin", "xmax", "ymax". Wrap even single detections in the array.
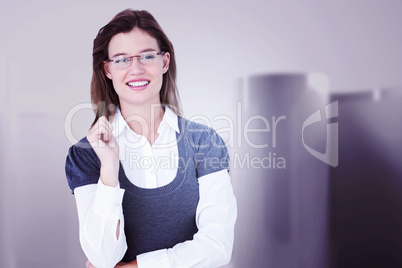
[{"xmin": 65, "ymin": 117, "xmax": 230, "ymax": 261}]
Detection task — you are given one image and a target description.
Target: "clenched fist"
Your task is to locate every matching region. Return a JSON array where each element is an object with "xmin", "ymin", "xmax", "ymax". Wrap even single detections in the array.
[{"xmin": 87, "ymin": 116, "xmax": 119, "ymax": 187}]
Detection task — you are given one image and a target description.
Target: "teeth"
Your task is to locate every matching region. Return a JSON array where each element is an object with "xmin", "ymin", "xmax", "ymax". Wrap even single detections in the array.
[{"xmin": 127, "ymin": 81, "xmax": 149, "ymax": 87}]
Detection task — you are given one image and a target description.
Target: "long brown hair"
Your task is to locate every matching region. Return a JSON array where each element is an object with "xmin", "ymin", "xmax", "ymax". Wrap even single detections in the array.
[{"xmin": 90, "ymin": 9, "xmax": 182, "ymax": 126}]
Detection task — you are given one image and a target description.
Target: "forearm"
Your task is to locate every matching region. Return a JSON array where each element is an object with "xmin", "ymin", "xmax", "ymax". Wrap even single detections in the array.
[
  {"xmin": 99, "ymin": 161, "xmax": 120, "ymax": 239},
  {"xmin": 75, "ymin": 182, "xmax": 127, "ymax": 268}
]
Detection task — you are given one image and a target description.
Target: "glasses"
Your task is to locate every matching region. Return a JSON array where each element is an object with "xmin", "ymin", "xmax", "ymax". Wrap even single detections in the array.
[{"xmin": 106, "ymin": 51, "xmax": 165, "ymax": 68}]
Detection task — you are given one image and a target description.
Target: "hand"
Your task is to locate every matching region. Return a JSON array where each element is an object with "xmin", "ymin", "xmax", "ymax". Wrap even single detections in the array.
[
  {"xmin": 86, "ymin": 260, "xmax": 96, "ymax": 268},
  {"xmin": 85, "ymin": 260, "xmax": 138, "ymax": 268},
  {"xmin": 87, "ymin": 116, "xmax": 119, "ymax": 186},
  {"xmin": 87, "ymin": 116, "xmax": 119, "ymax": 164},
  {"xmin": 115, "ymin": 260, "xmax": 138, "ymax": 267}
]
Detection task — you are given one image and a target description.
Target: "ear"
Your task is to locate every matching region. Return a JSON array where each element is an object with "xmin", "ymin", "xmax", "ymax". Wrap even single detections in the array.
[
  {"xmin": 162, "ymin": 52, "xmax": 170, "ymax": 74},
  {"xmin": 104, "ymin": 61, "xmax": 112, "ymax": 80}
]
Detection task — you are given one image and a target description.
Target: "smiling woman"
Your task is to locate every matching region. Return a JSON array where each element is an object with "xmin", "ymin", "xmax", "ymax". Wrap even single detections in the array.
[
  {"xmin": 65, "ymin": 9, "xmax": 237, "ymax": 268},
  {"xmin": 89, "ymin": 9, "xmax": 181, "ymax": 127}
]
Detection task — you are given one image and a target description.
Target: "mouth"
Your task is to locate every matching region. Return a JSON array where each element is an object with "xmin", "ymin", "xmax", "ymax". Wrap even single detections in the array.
[{"xmin": 126, "ymin": 80, "xmax": 150, "ymax": 88}]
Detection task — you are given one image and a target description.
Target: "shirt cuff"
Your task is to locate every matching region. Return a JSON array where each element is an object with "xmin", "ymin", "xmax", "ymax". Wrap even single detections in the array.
[
  {"xmin": 93, "ymin": 179, "xmax": 125, "ymax": 219},
  {"xmin": 137, "ymin": 248, "xmax": 171, "ymax": 268}
]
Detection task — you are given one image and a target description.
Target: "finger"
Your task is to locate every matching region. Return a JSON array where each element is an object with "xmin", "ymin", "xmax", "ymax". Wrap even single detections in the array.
[
  {"xmin": 88, "ymin": 117, "xmax": 114, "ymax": 143},
  {"xmin": 98, "ymin": 116, "xmax": 114, "ymax": 130},
  {"xmin": 98, "ymin": 118, "xmax": 114, "ymax": 137},
  {"xmin": 88, "ymin": 118, "xmax": 107, "ymax": 136},
  {"xmin": 87, "ymin": 260, "xmax": 96, "ymax": 268},
  {"xmin": 91, "ymin": 117, "xmax": 112, "ymax": 131},
  {"xmin": 95, "ymin": 119, "xmax": 112, "ymax": 132},
  {"xmin": 88, "ymin": 125, "xmax": 110, "ymax": 144},
  {"xmin": 101, "ymin": 118, "xmax": 114, "ymax": 135},
  {"xmin": 98, "ymin": 127, "xmax": 111, "ymax": 142},
  {"xmin": 94, "ymin": 121, "xmax": 112, "ymax": 141}
]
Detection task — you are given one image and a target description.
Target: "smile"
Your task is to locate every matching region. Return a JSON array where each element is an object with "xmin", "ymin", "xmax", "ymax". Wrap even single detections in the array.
[{"xmin": 127, "ymin": 80, "xmax": 150, "ymax": 87}]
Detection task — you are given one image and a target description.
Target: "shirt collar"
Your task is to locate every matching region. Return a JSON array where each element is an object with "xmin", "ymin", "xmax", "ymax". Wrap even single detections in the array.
[
  {"xmin": 162, "ymin": 106, "xmax": 180, "ymax": 134},
  {"xmin": 111, "ymin": 106, "xmax": 180, "ymax": 138},
  {"xmin": 111, "ymin": 107, "xmax": 127, "ymax": 138}
]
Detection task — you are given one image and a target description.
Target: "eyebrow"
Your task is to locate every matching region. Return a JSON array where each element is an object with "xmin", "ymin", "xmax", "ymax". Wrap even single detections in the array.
[{"xmin": 110, "ymin": 48, "xmax": 158, "ymax": 59}]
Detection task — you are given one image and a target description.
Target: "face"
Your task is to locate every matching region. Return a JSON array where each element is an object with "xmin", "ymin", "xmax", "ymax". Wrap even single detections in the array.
[{"xmin": 104, "ymin": 28, "xmax": 170, "ymax": 110}]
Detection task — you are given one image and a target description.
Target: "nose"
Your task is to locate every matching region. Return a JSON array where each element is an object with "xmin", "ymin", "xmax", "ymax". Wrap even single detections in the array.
[{"xmin": 128, "ymin": 57, "xmax": 145, "ymax": 75}]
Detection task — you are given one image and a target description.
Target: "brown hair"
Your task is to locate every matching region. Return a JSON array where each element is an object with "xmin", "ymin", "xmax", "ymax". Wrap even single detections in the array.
[{"xmin": 90, "ymin": 9, "xmax": 182, "ymax": 126}]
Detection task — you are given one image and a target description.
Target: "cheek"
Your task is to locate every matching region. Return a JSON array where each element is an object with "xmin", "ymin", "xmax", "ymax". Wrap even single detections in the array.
[
  {"xmin": 109, "ymin": 72, "xmax": 125, "ymax": 89},
  {"xmin": 147, "ymin": 65, "xmax": 164, "ymax": 83},
  {"xmin": 110, "ymin": 79, "xmax": 125, "ymax": 98},
  {"xmin": 155, "ymin": 68, "xmax": 165, "ymax": 88},
  {"xmin": 111, "ymin": 80, "xmax": 121, "ymax": 93},
  {"xmin": 155, "ymin": 64, "xmax": 166, "ymax": 80}
]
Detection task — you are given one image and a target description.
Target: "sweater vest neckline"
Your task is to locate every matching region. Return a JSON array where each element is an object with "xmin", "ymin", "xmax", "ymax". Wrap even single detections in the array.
[{"xmin": 118, "ymin": 117, "xmax": 191, "ymax": 197}]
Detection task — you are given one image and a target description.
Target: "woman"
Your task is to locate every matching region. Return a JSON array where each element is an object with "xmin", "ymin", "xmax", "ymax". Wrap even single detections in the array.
[{"xmin": 65, "ymin": 9, "xmax": 237, "ymax": 268}]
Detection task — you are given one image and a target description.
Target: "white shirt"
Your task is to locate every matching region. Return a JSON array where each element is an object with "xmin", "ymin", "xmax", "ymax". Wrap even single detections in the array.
[{"xmin": 74, "ymin": 107, "xmax": 237, "ymax": 268}]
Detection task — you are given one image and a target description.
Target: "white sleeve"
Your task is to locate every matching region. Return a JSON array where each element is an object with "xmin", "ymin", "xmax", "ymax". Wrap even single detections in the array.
[
  {"xmin": 74, "ymin": 179, "xmax": 128, "ymax": 268},
  {"xmin": 136, "ymin": 169, "xmax": 237, "ymax": 268}
]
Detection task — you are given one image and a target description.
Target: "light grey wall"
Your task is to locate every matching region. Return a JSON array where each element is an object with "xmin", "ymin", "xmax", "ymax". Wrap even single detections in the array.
[{"xmin": 0, "ymin": 0, "xmax": 401, "ymax": 267}]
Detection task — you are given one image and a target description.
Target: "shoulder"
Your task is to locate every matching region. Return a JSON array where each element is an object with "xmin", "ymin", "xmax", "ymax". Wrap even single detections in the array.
[
  {"xmin": 178, "ymin": 116, "xmax": 211, "ymax": 133},
  {"xmin": 178, "ymin": 117, "xmax": 230, "ymax": 176},
  {"xmin": 65, "ymin": 136, "xmax": 100, "ymax": 193},
  {"xmin": 66, "ymin": 137, "xmax": 99, "ymax": 164},
  {"xmin": 178, "ymin": 117, "xmax": 226, "ymax": 149}
]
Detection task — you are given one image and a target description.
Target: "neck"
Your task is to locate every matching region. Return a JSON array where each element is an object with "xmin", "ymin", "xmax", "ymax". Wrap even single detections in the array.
[{"xmin": 120, "ymin": 102, "xmax": 165, "ymax": 145}]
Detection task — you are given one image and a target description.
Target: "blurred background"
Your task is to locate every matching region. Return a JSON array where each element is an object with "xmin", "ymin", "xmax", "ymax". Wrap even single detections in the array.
[{"xmin": 0, "ymin": 0, "xmax": 401, "ymax": 267}]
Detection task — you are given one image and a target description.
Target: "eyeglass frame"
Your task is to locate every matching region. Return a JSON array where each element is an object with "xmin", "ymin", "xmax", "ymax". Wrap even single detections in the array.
[{"xmin": 105, "ymin": 51, "xmax": 166, "ymax": 68}]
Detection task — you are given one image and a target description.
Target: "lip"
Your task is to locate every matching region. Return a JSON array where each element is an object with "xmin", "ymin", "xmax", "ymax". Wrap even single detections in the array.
[{"xmin": 126, "ymin": 79, "xmax": 150, "ymax": 91}]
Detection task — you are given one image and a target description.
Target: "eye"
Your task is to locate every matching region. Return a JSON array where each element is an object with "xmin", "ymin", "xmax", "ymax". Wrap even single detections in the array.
[
  {"xmin": 144, "ymin": 54, "xmax": 156, "ymax": 60},
  {"xmin": 114, "ymin": 56, "xmax": 130, "ymax": 64}
]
